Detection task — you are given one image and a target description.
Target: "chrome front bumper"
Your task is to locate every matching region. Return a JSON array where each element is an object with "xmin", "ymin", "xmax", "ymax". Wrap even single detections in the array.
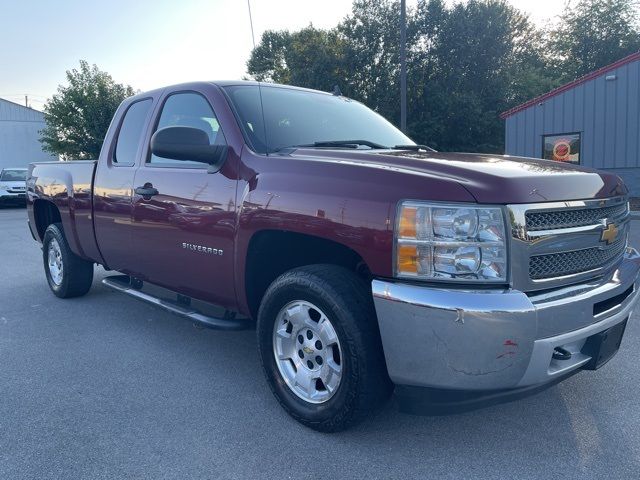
[{"xmin": 372, "ymin": 248, "xmax": 640, "ymax": 391}]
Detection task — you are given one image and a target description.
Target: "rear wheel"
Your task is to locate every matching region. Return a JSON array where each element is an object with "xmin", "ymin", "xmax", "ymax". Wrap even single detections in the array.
[
  {"xmin": 257, "ymin": 265, "xmax": 392, "ymax": 432},
  {"xmin": 43, "ymin": 223, "xmax": 93, "ymax": 298}
]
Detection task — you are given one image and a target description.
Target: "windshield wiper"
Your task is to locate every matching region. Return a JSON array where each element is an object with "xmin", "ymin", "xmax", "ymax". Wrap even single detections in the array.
[
  {"xmin": 393, "ymin": 144, "xmax": 437, "ymax": 152},
  {"xmin": 276, "ymin": 140, "xmax": 387, "ymax": 152},
  {"xmin": 313, "ymin": 140, "xmax": 386, "ymax": 149}
]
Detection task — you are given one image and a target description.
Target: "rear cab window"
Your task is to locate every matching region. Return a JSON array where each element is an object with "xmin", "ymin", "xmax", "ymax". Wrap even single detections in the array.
[{"xmin": 114, "ymin": 99, "xmax": 153, "ymax": 166}]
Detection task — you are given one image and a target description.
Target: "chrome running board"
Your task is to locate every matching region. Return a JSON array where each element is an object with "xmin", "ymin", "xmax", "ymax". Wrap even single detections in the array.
[{"xmin": 102, "ymin": 275, "xmax": 253, "ymax": 331}]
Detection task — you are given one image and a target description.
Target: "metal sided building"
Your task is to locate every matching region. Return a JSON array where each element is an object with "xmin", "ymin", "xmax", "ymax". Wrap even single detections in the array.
[
  {"xmin": 501, "ymin": 51, "xmax": 640, "ymax": 195},
  {"xmin": 0, "ymin": 98, "xmax": 56, "ymax": 170}
]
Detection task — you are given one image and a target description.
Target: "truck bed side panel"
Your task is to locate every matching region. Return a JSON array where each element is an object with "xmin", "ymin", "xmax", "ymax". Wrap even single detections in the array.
[{"xmin": 27, "ymin": 160, "xmax": 103, "ymax": 263}]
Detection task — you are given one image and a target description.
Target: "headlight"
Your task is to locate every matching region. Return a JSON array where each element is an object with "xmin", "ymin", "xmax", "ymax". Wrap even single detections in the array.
[{"xmin": 395, "ymin": 201, "xmax": 508, "ymax": 282}]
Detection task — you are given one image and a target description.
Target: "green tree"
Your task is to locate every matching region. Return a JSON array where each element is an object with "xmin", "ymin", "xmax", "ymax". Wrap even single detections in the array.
[
  {"xmin": 40, "ymin": 60, "xmax": 135, "ymax": 159},
  {"xmin": 246, "ymin": 30, "xmax": 293, "ymax": 84},
  {"xmin": 246, "ymin": 0, "xmax": 556, "ymax": 153},
  {"xmin": 247, "ymin": 26, "xmax": 347, "ymax": 92},
  {"xmin": 338, "ymin": 0, "xmax": 408, "ymax": 123},
  {"xmin": 410, "ymin": 0, "xmax": 552, "ymax": 152},
  {"xmin": 549, "ymin": 0, "xmax": 640, "ymax": 80}
]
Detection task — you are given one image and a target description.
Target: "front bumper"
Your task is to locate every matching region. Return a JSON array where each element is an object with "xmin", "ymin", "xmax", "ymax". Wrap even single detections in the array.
[
  {"xmin": 372, "ymin": 248, "xmax": 640, "ymax": 391},
  {"xmin": 0, "ymin": 190, "xmax": 27, "ymax": 203}
]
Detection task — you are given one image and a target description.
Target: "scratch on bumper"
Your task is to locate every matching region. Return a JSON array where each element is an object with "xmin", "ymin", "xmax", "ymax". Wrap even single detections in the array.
[{"xmin": 372, "ymin": 249, "xmax": 640, "ymax": 391}]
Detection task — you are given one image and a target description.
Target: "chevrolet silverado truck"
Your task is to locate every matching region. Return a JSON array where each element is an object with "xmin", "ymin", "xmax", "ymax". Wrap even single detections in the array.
[{"xmin": 27, "ymin": 81, "xmax": 640, "ymax": 431}]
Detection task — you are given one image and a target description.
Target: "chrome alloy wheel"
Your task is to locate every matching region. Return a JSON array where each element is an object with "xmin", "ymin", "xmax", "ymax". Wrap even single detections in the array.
[
  {"xmin": 47, "ymin": 238, "xmax": 64, "ymax": 286},
  {"xmin": 272, "ymin": 301, "xmax": 343, "ymax": 404}
]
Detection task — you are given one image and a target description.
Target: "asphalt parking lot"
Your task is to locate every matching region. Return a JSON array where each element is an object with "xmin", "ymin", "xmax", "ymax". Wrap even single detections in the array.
[{"xmin": 1, "ymin": 206, "xmax": 640, "ymax": 480}]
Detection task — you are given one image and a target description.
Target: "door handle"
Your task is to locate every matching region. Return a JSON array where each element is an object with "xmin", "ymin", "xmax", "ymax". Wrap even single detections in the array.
[{"xmin": 135, "ymin": 185, "xmax": 159, "ymax": 197}]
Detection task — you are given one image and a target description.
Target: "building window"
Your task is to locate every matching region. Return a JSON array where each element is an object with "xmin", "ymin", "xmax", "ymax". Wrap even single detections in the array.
[{"xmin": 542, "ymin": 133, "xmax": 581, "ymax": 164}]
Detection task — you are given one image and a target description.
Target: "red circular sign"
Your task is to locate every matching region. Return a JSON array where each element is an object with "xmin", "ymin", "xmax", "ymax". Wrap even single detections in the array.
[{"xmin": 553, "ymin": 140, "xmax": 571, "ymax": 161}]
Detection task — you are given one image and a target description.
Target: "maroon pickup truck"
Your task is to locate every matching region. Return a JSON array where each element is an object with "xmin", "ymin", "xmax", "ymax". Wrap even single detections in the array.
[{"xmin": 27, "ymin": 81, "xmax": 640, "ymax": 431}]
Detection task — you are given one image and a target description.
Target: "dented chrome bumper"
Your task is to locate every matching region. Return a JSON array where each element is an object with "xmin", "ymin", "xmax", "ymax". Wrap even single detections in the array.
[{"xmin": 372, "ymin": 248, "xmax": 640, "ymax": 391}]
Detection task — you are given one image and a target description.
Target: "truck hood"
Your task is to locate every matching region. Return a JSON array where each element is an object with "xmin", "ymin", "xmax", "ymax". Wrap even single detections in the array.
[{"xmin": 290, "ymin": 149, "xmax": 627, "ymax": 204}]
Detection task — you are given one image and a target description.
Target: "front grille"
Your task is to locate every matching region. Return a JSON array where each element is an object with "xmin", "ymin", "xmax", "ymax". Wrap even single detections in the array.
[
  {"xmin": 509, "ymin": 197, "xmax": 630, "ymax": 291},
  {"xmin": 526, "ymin": 203, "xmax": 628, "ymax": 231},
  {"xmin": 529, "ymin": 235, "xmax": 627, "ymax": 280}
]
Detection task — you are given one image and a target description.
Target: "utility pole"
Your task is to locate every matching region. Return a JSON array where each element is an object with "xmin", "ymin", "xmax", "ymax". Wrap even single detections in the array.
[
  {"xmin": 400, "ymin": 0, "xmax": 407, "ymax": 133},
  {"xmin": 25, "ymin": 95, "xmax": 28, "ymax": 108}
]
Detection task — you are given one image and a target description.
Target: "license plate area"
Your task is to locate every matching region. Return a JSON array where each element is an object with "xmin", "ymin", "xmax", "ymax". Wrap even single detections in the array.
[{"xmin": 581, "ymin": 318, "xmax": 627, "ymax": 370}]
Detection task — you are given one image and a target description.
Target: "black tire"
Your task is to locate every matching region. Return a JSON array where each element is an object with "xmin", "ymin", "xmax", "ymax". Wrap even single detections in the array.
[
  {"xmin": 257, "ymin": 264, "xmax": 393, "ymax": 432},
  {"xmin": 42, "ymin": 223, "xmax": 94, "ymax": 298}
]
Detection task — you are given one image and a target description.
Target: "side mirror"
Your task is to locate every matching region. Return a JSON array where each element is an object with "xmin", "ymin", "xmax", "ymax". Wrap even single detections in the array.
[{"xmin": 150, "ymin": 126, "xmax": 228, "ymax": 172}]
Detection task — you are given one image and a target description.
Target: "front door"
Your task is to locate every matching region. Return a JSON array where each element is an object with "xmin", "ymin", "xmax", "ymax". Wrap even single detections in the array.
[{"xmin": 130, "ymin": 90, "xmax": 238, "ymax": 308}]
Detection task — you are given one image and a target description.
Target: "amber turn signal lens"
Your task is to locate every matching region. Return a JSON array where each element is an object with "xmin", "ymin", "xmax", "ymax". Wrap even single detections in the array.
[
  {"xmin": 397, "ymin": 244, "xmax": 418, "ymax": 274},
  {"xmin": 399, "ymin": 207, "xmax": 417, "ymax": 238}
]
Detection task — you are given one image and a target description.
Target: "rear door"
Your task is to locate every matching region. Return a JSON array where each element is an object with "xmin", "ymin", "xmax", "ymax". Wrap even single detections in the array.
[
  {"xmin": 130, "ymin": 89, "xmax": 239, "ymax": 308},
  {"xmin": 93, "ymin": 97, "xmax": 154, "ymax": 272}
]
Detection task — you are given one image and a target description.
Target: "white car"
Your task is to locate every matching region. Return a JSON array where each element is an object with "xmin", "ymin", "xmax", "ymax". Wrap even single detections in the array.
[{"xmin": 0, "ymin": 168, "xmax": 28, "ymax": 206}]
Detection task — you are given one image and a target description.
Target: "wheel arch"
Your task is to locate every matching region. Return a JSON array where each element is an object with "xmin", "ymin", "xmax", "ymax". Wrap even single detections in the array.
[
  {"xmin": 32, "ymin": 199, "xmax": 62, "ymax": 241},
  {"xmin": 242, "ymin": 229, "xmax": 373, "ymax": 320}
]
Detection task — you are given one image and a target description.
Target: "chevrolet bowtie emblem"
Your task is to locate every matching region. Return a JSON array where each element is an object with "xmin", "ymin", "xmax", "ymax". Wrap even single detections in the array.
[{"xmin": 601, "ymin": 223, "xmax": 619, "ymax": 245}]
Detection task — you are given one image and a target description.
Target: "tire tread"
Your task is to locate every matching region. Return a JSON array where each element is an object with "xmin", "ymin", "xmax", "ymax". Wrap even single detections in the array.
[{"xmin": 43, "ymin": 223, "xmax": 93, "ymax": 298}]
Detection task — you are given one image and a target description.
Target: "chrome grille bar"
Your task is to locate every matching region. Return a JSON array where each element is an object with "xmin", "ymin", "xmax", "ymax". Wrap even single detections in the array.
[
  {"xmin": 509, "ymin": 196, "xmax": 629, "ymax": 292},
  {"xmin": 526, "ymin": 203, "xmax": 628, "ymax": 231},
  {"xmin": 529, "ymin": 235, "xmax": 627, "ymax": 280}
]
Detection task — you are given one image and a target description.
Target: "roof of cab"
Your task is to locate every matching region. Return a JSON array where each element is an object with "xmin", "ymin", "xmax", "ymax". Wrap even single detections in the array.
[{"xmin": 126, "ymin": 80, "xmax": 333, "ymax": 102}]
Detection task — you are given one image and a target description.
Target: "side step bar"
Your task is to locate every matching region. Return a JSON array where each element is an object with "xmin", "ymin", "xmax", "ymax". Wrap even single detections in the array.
[{"xmin": 102, "ymin": 275, "xmax": 253, "ymax": 331}]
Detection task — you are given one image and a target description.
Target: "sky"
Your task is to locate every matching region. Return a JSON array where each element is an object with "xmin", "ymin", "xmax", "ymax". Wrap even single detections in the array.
[{"xmin": 0, "ymin": 0, "xmax": 566, "ymax": 110}]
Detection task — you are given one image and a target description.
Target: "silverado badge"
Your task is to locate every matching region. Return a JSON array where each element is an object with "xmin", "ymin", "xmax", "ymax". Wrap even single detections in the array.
[
  {"xmin": 601, "ymin": 223, "xmax": 619, "ymax": 245},
  {"xmin": 182, "ymin": 242, "xmax": 223, "ymax": 255}
]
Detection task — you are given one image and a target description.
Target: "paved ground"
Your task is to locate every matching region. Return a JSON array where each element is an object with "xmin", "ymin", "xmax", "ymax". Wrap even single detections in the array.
[{"xmin": 1, "ymin": 206, "xmax": 640, "ymax": 480}]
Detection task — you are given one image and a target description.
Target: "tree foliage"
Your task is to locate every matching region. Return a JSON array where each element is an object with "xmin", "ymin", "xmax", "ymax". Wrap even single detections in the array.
[
  {"xmin": 246, "ymin": 26, "xmax": 347, "ymax": 91},
  {"xmin": 246, "ymin": 0, "xmax": 640, "ymax": 153},
  {"xmin": 409, "ymin": 0, "xmax": 550, "ymax": 151},
  {"xmin": 549, "ymin": 0, "xmax": 640, "ymax": 80},
  {"xmin": 40, "ymin": 61, "xmax": 135, "ymax": 159}
]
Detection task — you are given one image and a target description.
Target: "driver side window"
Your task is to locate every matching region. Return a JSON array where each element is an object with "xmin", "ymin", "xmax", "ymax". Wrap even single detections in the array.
[{"xmin": 149, "ymin": 92, "xmax": 226, "ymax": 167}]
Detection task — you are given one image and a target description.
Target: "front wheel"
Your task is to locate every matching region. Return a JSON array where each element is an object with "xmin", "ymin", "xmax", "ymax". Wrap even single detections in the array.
[
  {"xmin": 257, "ymin": 265, "xmax": 392, "ymax": 432},
  {"xmin": 43, "ymin": 223, "xmax": 94, "ymax": 298}
]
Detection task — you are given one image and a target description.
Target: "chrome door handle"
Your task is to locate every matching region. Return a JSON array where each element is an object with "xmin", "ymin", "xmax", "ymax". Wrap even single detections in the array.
[{"xmin": 135, "ymin": 185, "xmax": 159, "ymax": 197}]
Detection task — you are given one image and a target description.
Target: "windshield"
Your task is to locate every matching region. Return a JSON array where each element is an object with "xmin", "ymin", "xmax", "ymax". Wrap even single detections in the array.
[
  {"xmin": 0, "ymin": 169, "xmax": 27, "ymax": 181},
  {"xmin": 223, "ymin": 85, "xmax": 414, "ymax": 154}
]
